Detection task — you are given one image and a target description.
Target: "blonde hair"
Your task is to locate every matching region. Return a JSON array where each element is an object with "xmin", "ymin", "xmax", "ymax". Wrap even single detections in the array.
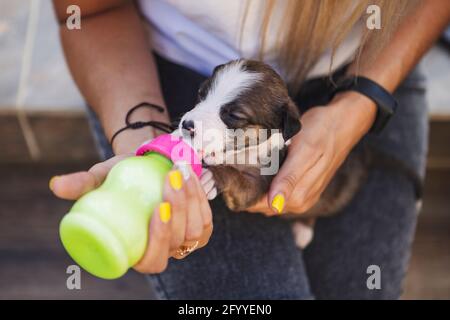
[{"xmin": 243, "ymin": 0, "xmax": 417, "ymax": 93}]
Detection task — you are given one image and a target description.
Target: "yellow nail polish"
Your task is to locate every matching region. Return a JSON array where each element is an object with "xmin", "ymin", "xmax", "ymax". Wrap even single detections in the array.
[
  {"xmin": 169, "ymin": 170, "xmax": 183, "ymax": 190},
  {"xmin": 271, "ymin": 194, "xmax": 285, "ymax": 214},
  {"xmin": 49, "ymin": 176, "xmax": 58, "ymax": 191},
  {"xmin": 159, "ymin": 202, "xmax": 171, "ymax": 223}
]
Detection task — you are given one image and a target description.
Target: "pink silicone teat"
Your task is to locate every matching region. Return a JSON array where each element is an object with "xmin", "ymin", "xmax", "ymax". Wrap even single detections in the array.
[{"xmin": 135, "ymin": 134, "xmax": 202, "ymax": 177}]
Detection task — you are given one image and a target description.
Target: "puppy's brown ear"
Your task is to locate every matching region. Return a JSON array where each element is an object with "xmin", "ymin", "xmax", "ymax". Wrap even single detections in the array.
[
  {"xmin": 212, "ymin": 63, "xmax": 226, "ymax": 75},
  {"xmin": 281, "ymin": 103, "xmax": 301, "ymax": 141}
]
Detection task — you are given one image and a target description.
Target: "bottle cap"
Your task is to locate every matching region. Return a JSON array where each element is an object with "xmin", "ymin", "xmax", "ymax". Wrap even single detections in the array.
[{"xmin": 135, "ymin": 134, "xmax": 202, "ymax": 177}]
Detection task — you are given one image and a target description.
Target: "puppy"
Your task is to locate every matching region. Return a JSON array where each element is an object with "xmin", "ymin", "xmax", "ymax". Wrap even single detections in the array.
[{"xmin": 178, "ymin": 59, "xmax": 369, "ymax": 248}]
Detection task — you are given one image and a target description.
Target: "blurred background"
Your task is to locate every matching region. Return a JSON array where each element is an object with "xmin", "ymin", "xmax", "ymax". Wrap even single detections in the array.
[{"xmin": 0, "ymin": 1, "xmax": 449, "ymax": 299}]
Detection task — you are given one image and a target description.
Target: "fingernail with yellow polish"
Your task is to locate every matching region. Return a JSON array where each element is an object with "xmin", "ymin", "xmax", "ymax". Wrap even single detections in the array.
[
  {"xmin": 169, "ymin": 170, "xmax": 183, "ymax": 190},
  {"xmin": 271, "ymin": 194, "xmax": 285, "ymax": 214},
  {"xmin": 159, "ymin": 202, "xmax": 171, "ymax": 223},
  {"xmin": 49, "ymin": 176, "xmax": 58, "ymax": 191}
]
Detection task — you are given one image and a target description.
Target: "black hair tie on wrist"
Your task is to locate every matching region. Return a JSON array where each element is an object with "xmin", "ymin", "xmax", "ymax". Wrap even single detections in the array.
[{"xmin": 110, "ymin": 102, "xmax": 174, "ymax": 147}]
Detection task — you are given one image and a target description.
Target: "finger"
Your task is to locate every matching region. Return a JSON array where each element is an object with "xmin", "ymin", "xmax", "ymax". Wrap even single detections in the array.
[
  {"xmin": 50, "ymin": 171, "xmax": 97, "ymax": 200},
  {"xmin": 200, "ymin": 169, "xmax": 216, "ymax": 196},
  {"xmin": 200, "ymin": 169, "xmax": 214, "ymax": 185},
  {"xmin": 183, "ymin": 166, "xmax": 205, "ymax": 241},
  {"xmin": 245, "ymin": 196, "xmax": 267, "ymax": 212},
  {"xmin": 298, "ymin": 192, "xmax": 322, "ymax": 214},
  {"xmin": 268, "ymin": 144, "xmax": 323, "ymax": 214},
  {"xmin": 192, "ymin": 169, "xmax": 213, "ymax": 229},
  {"xmin": 201, "ymin": 178, "xmax": 216, "ymax": 196},
  {"xmin": 249, "ymin": 157, "xmax": 330, "ymax": 216},
  {"xmin": 171, "ymin": 239, "xmax": 200, "ymax": 260},
  {"xmin": 171, "ymin": 224, "xmax": 213, "ymax": 259},
  {"xmin": 134, "ymin": 202, "xmax": 171, "ymax": 274},
  {"xmin": 50, "ymin": 154, "xmax": 131, "ymax": 200},
  {"xmin": 280, "ymin": 153, "xmax": 330, "ymax": 213},
  {"xmin": 310, "ymin": 154, "xmax": 347, "ymax": 197},
  {"xmin": 197, "ymin": 223, "xmax": 213, "ymax": 249},
  {"xmin": 206, "ymin": 187, "xmax": 218, "ymax": 200},
  {"xmin": 245, "ymin": 195, "xmax": 275, "ymax": 216},
  {"xmin": 165, "ymin": 169, "xmax": 187, "ymax": 250},
  {"xmin": 302, "ymin": 164, "xmax": 336, "ymax": 206},
  {"xmin": 89, "ymin": 153, "xmax": 132, "ymax": 183}
]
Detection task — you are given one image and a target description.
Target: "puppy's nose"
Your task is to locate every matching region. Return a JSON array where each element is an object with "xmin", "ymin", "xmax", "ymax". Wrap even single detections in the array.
[{"xmin": 181, "ymin": 120, "xmax": 195, "ymax": 137}]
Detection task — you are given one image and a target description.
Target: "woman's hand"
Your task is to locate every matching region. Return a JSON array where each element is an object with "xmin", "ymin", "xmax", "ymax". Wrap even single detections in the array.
[
  {"xmin": 134, "ymin": 163, "xmax": 213, "ymax": 272},
  {"xmin": 247, "ymin": 91, "xmax": 377, "ymax": 216},
  {"xmin": 50, "ymin": 156, "xmax": 213, "ymax": 274}
]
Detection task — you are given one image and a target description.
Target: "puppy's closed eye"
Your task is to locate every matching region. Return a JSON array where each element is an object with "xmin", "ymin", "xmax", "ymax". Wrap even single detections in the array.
[
  {"xmin": 222, "ymin": 111, "xmax": 246, "ymax": 124},
  {"xmin": 226, "ymin": 112, "xmax": 244, "ymax": 121},
  {"xmin": 220, "ymin": 105, "xmax": 248, "ymax": 128}
]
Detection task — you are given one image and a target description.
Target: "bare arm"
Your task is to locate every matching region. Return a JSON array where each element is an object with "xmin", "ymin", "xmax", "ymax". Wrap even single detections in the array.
[
  {"xmin": 351, "ymin": 0, "xmax": 450, "ymax": 92},
  {"xmin": 52, "ymin": 1, "xmax": 213, "ymax": 273},
  {"xmin": 337, "ymin": 0, "xmax": 450, "ymax": 140},
  {"xmin": 249, "ymin": 0, "xmax": 450, "ymax": 215},
  {"xmin": 53, "ymin": 0, "xmax": 167, "ymax": 154}
]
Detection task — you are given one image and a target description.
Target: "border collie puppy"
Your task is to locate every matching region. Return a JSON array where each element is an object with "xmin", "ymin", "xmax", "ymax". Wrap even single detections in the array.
[{"xmin": 177, "ymin": 59, "xmax": 368, "ymax": 248}]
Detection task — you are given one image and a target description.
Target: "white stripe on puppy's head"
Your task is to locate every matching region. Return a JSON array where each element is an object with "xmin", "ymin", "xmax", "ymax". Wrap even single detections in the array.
[
  {"xmin": 179, "ymin": 60, "xmax": 262, "ymax": 159},
  {"xmin": 200, "ymin": 60, "xmax": 262, "ymax": 110}
]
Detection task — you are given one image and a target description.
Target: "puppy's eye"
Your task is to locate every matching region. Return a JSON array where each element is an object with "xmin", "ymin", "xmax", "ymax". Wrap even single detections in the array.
[
  {"xmin": 220, "ymin": 103, "xmax": 248, "ymax": 127},
  {"xmin": 223, "ymin": 111, "xmax": 247, "ymax": 126},
  {"xmin": 227, "ymin": 112, "xmax": 243, "ymax": 121}
]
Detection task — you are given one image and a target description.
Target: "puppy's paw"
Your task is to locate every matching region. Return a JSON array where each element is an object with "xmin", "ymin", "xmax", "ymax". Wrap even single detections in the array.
[
  {"xmin": 200, "ymin": 169, "xmax": 218, "ymax": 200},
  {"xmin": 292, "ymin": 222, "xmax": 314, "ymax": 249}
]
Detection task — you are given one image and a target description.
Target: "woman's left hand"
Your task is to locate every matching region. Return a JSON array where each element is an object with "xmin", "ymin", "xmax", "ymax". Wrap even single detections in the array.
[{"xmin": 246, "ymin": 91, "xmax": 377, "ymax": 216}]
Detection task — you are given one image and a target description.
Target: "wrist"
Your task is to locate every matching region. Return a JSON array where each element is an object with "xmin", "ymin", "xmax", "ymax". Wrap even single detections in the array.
[
  {"xmin": 112, "ymin": 129, "xmax": 155, "ymax": 155},
  {"xmin": 329, "ymin": 91, "xmax": 377, "ymax": 137},
  {"xmin": 325, "ymin": 91, "xmax": 377, "ymax": 152},
  {"xmin": 107, "ymin": 102, "xmax": 171, "ymax": 154}
]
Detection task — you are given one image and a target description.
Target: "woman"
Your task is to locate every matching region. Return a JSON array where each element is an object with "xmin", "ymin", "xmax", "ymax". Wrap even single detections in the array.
[{"xmin": 50, "ymin": 0, "xmax": 450, "ymax": 299}]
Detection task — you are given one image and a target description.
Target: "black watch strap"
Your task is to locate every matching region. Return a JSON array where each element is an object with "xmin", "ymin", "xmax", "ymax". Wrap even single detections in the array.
[{"xmin": 333, "ymin": 76, "xmax": 398, "ymax": 134}]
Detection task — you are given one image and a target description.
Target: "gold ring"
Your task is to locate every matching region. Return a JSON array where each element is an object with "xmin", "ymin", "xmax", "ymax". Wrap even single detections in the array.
[{"xmin": 176, "ymin": 241, "xmax": 199, "ymax": 257}]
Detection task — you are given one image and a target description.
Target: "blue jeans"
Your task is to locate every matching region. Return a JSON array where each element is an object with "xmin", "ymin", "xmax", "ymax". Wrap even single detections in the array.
[{"xmin": 88, "ymin": 54, "xmax": 428, "ymax": 299}]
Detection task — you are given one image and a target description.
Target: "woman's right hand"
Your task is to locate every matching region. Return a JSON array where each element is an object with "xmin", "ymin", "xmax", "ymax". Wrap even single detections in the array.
[{"xmin": 50, "ymin": 156, "xmax": 213, "ymax": 274}]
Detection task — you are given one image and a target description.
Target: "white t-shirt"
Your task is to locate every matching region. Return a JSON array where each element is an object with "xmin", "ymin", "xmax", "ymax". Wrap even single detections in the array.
[{"xmin": 138, "ymin": 0, "xmax": 363, "ymax": 79}]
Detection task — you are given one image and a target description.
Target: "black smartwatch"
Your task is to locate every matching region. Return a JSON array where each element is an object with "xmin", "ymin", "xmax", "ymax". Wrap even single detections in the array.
[{"xmin": 333, "ymin": 76, "xmax": 397, "ymax": 134}]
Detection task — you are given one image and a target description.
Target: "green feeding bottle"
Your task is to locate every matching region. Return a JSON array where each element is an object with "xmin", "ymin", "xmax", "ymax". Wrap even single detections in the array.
[{"xmin": 59, "ymin": 134, "xmax": 202, "ymax": 279}]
